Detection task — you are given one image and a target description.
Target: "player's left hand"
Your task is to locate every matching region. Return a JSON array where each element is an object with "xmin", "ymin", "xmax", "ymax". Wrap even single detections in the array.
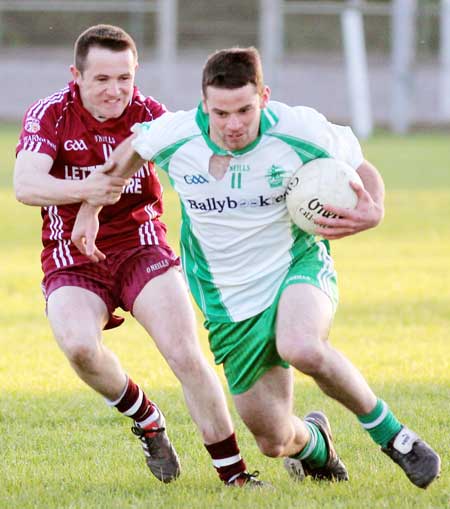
[
  {"xmin": 314, "ymin": 181, "xmax": 384, "ymax": 240},
  {"xmin": 71, "ymin": 202, "xmax": 105, "ymax": 262}
]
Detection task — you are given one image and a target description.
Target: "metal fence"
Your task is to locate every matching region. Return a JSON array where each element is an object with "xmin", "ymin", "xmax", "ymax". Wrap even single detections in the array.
[
  {"xmin": 0, "ymin": 0, "xmax": 448, "ymax": 135},
  {"xmin": 0, "ymin": 0, "xmax": 176, "ymax": 61}
]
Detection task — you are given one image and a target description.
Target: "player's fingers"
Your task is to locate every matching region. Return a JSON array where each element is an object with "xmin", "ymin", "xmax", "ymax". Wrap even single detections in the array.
[
  {"xmin": 109, "ymin": 176, "xmax": 128, "ymax": 187},
  {"xmin": 71, "ymin": 234, "xmax": 89, "ymax": 256},
  {"xmin": 89, "ymin": 248, "xmax": 106, "ymax": 263},
  {"xmin": 103, "ymin": 177, "xmax": 128, "ymax": 195},
  {"xmin": 105, "ymin": 191, "xmax": 123, "ymax": 205},
  {"xmin": 98, "ymin": 159, "xmax": 117, "ymax": 173},
  {"xmin": 86, "ymin": 235, "xmax": 97, "ymax": 257},
  {"xmin": 316, "ymin": 226, "xmax": 354, "ymax": 239},
  {"xmin": 350, "ymin": 180, "xmax": 363, "ymax": 192},
  {"xmin": 321, "ymin": 203, "xmax": 353, "ymax": 217},
  {"xmin": 317, "ymin": 205, "xmax": 357, "ymax": 224},
  {"xmin": 85, "ymin": 231, "xmax": 105, "ymax": 262},
  {"xmin": 96, "ymin": 248, "xmax": 106, "ymax": 261},
  {"xmin": 350, "ymin": 181, "xmax": 370, "ymax": 202},
  {"xmin": 315, "ymin": 219, "xmax": 354, "ymax": 230},
  {"xmin": 96, "ymin": 175, "xmax": 126, "ymax": 190},
  {"xmin": 107, "ymin": 187, "xmax": 124, "ymax": 195},
  {"xmin": 85, "ymin": 245, "xmax": 105, "ymax": 262}
]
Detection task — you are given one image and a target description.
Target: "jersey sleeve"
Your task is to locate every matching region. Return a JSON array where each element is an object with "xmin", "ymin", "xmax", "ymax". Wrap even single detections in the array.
[
  {"xmin": 144, "ymin": 95, "xmax": 167, "ymax": 120},
  {"xmin": 291, "ymin": 105, "xmax": 364, "ymax": 169},
  {"xmin": 16, "ymin": 100, "xmax": 60, "ymax": 159},
  {"xmin": 131, "ymin": 111, "xmax": 189, "ymax": 161}
]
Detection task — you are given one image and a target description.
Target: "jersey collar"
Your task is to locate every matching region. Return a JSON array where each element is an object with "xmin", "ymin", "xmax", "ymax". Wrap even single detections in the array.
[{"xmin": 195, "ymin": 102, "xmax": 279, "ymax": 157}]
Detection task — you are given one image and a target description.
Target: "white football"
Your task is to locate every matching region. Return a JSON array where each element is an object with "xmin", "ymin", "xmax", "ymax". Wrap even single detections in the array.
[{"xmin": 286, "ymin": 158, "xmax": 363, "ymax": 234}]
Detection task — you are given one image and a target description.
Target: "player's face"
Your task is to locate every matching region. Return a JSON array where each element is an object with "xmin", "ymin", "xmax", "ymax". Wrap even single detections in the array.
[
  {"xmin": 71, "ymin": 47, "xmax": 137, "ymax": 121},
  {"xmin": 202, "ymin": 83, "xmax": 270, "ymax": 151}
]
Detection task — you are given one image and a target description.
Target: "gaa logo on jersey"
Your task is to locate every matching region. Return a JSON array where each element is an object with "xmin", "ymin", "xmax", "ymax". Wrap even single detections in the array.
[
  {"xmin": 64, "ymin": 139, "xmax": 88, "ymax": 151},
  {"xmin": 184, "ymin": 174, "xmax": 209, "ymax": 184},
  {"xmin": 25, "ymin": 117, "xmax": 41, "ymax": 133}
]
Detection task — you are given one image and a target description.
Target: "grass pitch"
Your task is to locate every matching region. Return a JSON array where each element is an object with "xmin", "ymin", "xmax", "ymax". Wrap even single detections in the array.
[{"xmin": 0, "ymin": 124, "xmax": 449, "ymax": 508}]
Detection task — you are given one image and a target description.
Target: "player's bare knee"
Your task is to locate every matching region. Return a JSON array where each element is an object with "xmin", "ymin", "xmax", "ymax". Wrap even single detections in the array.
[
  {"xmin": 279, "ymin": 339, "xmax": 326, "ymax": 375},
  {"xmin": 256, "ymin": 435, "xmax": 290, "ymax": 458},
  {"xmin": 65, "ymin": 342, "xmax": 100, "ymax": 370},
  {"xmin": 163, "ymin": 348, "xmax": 204, "ymax": 381},
  {"xmin": 56, "ymin": 330, "xmax": 100, "ymax": 369},
  {"xmin": 248, "ymin": 421, "xmax": 295, "ymax": 458}
]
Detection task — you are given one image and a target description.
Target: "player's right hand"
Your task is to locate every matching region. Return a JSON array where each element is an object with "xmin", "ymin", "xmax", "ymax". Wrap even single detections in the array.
[
  {"xmin": 315, "ymin": 181, "xmax": 383, "ymax": 240},
  {"xmin": 71, "ymin": 202, "xmax": 105, "ymax": 262},
  {"xmin": 82, "ymin": 161, "xmax": 129, "ymax": 206}
]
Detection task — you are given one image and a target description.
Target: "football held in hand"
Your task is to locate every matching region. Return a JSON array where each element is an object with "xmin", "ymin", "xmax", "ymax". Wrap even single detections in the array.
[{"xmin": 286, "ymin": 158, "xmax": 363, "ymax": 235}]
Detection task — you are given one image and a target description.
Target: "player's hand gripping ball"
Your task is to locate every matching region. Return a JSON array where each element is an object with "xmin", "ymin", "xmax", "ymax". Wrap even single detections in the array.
[{"xmin": 286, "ymin": 158, "xmax": 363, "ymax": 234}]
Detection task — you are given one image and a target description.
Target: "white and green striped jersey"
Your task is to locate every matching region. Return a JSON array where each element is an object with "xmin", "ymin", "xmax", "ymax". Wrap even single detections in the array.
[{"xmin": 132, "ymin": 100, "xmax": 363, "ymax": 323}]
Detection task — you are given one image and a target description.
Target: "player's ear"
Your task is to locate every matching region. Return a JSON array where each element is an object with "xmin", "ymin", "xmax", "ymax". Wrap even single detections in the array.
[
  {"xmin": 70, "ymin": 65, "xmax": 81, "ymax": 83},
  {"xmin": 260, "ymin": 85, "xmax": 271, "ymax": 109},
  {"xmin": 201, "ymin": 94, "xmax": 208, "ymax": 113}
]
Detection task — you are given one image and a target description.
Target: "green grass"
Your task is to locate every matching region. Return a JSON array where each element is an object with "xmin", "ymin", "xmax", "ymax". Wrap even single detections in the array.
[{"xmin": 1, "ymin": 126, "xmax": 449, "ymax": 508}]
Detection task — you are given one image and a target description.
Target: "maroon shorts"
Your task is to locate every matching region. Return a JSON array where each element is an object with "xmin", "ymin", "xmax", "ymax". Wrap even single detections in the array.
[{"xmin": 42, "ymin": 244, "xmax": 181, "ymax": 329}]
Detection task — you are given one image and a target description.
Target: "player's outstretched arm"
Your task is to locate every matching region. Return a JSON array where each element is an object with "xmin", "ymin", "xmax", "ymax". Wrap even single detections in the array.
[
  {"xmin": 103, "ymin": 134, "xmax": 146, "ymax": 179},
  {"xmin": 14, "ymin": 150, "xmax": 128, "ymax": 207},
  {"xmin": 71, "ymin": 135, "xmax": 147, "ymax": 262},
  {"xmin": 314, "ymin": 159, "xmax": 385, "ymax": 240},
  {"xmin": 71, "ymin": 202, "xmax": 104, "ymax": 262}
]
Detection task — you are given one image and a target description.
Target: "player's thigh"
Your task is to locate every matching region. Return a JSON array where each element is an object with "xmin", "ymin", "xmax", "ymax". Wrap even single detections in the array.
[
  {"xmin": 47, "ymin": 286, "xmax": 108, "ymax": 347},
  {"xmin": 276, "ymin": 283, "xmax": 333, "ymax": 353},
  {"xmin": 132, "ymin": 267, "xmax": 199, "ymax": 358},
  {"xmin": 233, "ymin": 366, "xmax": 294, "ymax": 437}
]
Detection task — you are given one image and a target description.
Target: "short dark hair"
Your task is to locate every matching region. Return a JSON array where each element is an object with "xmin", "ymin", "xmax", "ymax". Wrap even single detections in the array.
[
  {"xmin": 202, "ymin": 47, "xmax": 264, "ymax": 96},
  {"xmin": 74, "ymin": 24, "xmax": 137, "ymax": 73}
]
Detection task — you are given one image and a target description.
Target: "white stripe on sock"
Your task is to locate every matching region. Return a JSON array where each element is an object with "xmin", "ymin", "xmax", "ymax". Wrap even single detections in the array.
[
  {"xmin": 298, "ymin": 421, "xmax": 318, "ymax": 460},
  {"xmin": 104, "ymin": 377, "xmax": 129, "ymax": 407},
  {"xmin": 122, "ymin": 388, "xmax": 144, "ymax": 417},
  {"xmin": 360, "ymin": 401, "xmax": 389, "ymax": 430},
  {"xmin": 137, "ymin": 407, "xmax": 160, "ymax": 428},
  {"xmin": 227, "ymin": 472, "xmax": 241, "ymax": 483},
  {"xmin": 212, "ymin": 453, "xmax": 242, "ymax": 468}
]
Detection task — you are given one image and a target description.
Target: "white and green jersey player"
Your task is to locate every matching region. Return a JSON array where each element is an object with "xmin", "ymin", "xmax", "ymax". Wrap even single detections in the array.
[
  {"xmin": 73, "ymin": 47, "xmax": 441, "ymax": 489},
  {"xmin": 132, "ymin": 100, "xmax": 363, "ymax": 394}
]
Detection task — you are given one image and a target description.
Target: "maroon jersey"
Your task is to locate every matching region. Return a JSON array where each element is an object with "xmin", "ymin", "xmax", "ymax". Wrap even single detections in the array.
[{"xmin": 16, "ymin": 82, "xmax": 168, "ymax": 275}]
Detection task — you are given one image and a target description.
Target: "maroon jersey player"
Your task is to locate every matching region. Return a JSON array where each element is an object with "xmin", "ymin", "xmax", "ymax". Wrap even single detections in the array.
[
  {"xmin": 14, "ymin": 24, "xmax": 262, "ymax": 487},
  {"xmin": 17, "ymin": 81, "xmax": 167, "ymax": 276}
]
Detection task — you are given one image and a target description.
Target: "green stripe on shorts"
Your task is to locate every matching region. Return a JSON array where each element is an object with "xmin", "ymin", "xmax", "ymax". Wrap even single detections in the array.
[{"xmin": 205, "ymin": 239, "xmax": 338, "ymax": 395}]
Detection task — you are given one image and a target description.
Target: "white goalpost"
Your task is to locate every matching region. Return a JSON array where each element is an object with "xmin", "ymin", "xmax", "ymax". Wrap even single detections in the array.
[
  {"xmin": 390, "ymin": 0, "xmax": 417, "ymax": 134},
  {"xmin": 258, "ymin": 0, "xmax": 446, "ymax": 135},
  {"xmin": 440, "ymin": 0, "xmax": 450, "ymax": 121},
  {"xmin": 259, "ymin": 0, "xmax": 374, "ymax": 138},
  {"xmin": 341, "ymin": 0, "xmax": 373, "ymax": 139}
]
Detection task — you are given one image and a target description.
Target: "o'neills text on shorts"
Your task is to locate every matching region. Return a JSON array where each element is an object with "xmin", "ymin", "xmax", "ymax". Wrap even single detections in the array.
[{"xmin": 146, "ymin": 259, "xmax": 169, "ymax": 273}]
